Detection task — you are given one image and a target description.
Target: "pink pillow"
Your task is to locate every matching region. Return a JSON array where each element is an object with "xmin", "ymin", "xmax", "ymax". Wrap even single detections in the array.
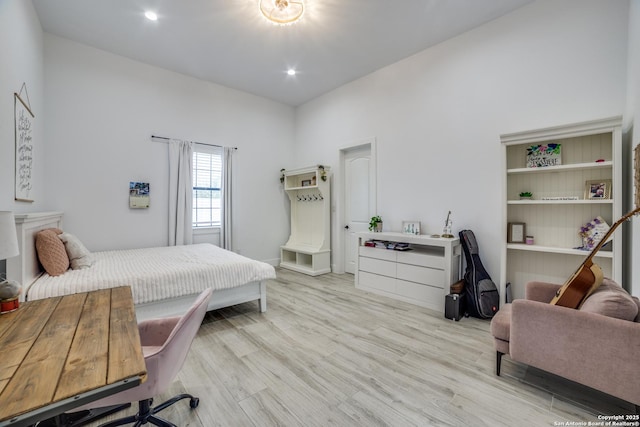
[
  {"xmin": 580, "ymin": 278, "xmax": 638, "ymax": 321},
  {"xmin": 35, "ymin": 228, "xmax": 69, "ymax": 276}
]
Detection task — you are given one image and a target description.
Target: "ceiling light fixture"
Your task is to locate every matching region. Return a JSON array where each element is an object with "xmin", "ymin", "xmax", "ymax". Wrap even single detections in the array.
[
  {"xmin": 287, "ymin": 69, "xmax": 296, "ymax": 76},
  {"xmin": 259, "ymin": 0, "xmax": 304, "ymax": 26},
  {"xmin": 144, "ymin": 11, "xmax": 158, "ymax": 21}
]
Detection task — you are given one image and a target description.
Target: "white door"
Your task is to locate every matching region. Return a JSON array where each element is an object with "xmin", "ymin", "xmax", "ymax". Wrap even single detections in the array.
[{"xmin": 343, "ymin": 144, "xmax": 375, "ymax": 274}]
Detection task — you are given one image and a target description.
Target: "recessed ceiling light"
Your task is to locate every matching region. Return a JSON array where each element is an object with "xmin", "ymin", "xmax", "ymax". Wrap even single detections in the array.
[
  {"xmin": 145, "ymin": 11, "xmax": 158, "ymax": 21},
  {"xmin": 287, "ymin": 69, "xmax": 296, "ymax": 76}
]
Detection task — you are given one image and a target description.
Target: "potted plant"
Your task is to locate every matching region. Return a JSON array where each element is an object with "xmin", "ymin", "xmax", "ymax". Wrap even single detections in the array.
[
  {"xmin": 280, "ymin": 168, "xmax": 285, "ymax": 184},
  {"xmin": 519, "ymin": 191, "xmax": 533, "ymax": 200},
  {"xmin": 369, "ymin": 215, "xmax": 383, "ymax": 232}
]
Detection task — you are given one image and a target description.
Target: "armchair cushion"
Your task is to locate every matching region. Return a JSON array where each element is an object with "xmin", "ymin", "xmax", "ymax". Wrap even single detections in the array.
[{"xmin": 579, "ymin": 278, "xmax": 638, "ymax": 321}]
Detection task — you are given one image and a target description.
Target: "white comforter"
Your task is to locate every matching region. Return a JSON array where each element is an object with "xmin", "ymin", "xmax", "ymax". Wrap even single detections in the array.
[{"xmin": 26, "ymin": 243, "xmax": 276, "ymax": 305}]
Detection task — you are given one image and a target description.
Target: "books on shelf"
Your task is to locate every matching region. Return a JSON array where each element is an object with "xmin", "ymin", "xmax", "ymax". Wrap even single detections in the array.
[
  {"xmin": 540, "ymin": 196, "xmax": 580, "ymax": 200},
  {"xmin": 364, "ymin": 240, "xmax": 412, "ymax": 251}
]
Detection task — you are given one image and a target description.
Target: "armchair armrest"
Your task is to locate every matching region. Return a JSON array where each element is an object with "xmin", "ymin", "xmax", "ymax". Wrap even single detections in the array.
[
  {"xmin": 525, "ymin": 281, "xmax": 561, "ymax": 303},
  {"xmin": 510, "ymin": 299, "xmax": 640, "ymax": 405}
]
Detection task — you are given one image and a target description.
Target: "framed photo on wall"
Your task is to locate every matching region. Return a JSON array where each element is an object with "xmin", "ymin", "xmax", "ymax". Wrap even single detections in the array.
[
  {"xmin": 584, "ymin": 179, "xmax": 611, "ymax": 200},
  {"xmin": 507, "ymin": 222, "xmax": 526, "ymax": 243}
]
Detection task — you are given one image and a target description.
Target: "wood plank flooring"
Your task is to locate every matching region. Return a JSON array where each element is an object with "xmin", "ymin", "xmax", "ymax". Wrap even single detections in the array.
[{"xmin": 84, "ymin": 269, "xmax": 635, "ymax": 426}]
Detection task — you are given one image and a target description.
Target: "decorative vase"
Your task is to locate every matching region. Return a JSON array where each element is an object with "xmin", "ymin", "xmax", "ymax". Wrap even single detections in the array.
[{"xmin": 375, "ymin": 222, "xmax": 382, "ymax": 232}]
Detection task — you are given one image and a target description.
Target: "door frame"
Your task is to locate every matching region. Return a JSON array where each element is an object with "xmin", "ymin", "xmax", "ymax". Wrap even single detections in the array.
[{"xmin": 335, "ymin": 137, "xmax": 377, "ymax": 274}]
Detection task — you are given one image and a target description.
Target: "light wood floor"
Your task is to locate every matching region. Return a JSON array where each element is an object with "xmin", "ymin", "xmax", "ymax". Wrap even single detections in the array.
[{"xmin": 87, "ymin": 269, "xmax": 634, "ymax": 426}]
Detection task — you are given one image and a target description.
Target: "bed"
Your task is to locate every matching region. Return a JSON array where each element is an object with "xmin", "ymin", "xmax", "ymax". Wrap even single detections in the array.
[{"xmin": 6, "ymin": 212, "xmax": 276, "ymax": 321}]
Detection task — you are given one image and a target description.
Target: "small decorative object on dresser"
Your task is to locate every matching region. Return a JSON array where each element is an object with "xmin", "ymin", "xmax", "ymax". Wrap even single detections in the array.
[
  {"xmin": 442, "ymin": 211, "xmax": 454, "ymax": 238},
  {"xmin": 369, "ymin": 215, "xmax": 382, "ymax": 232},
  {"xmin": 402, "ymin": 221, "xmax": 420, "ymax": 235}
]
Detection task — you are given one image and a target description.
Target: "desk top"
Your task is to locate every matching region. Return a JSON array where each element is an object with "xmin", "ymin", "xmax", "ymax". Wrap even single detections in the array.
[{"xmin": 0, "ymin": 287, "xmax": 147, "ymax": 424}]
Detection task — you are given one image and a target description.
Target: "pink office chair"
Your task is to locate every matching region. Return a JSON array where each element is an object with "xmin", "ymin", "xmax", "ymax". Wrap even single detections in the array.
[{"xmin": 70, "ymin": 288, "xmax": 213, "ymax": 427}]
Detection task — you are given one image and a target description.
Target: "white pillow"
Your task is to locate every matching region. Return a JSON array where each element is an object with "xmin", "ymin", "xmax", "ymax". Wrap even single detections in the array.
[{"xmin": 58, "ymin": 232, "xmax": 94, "ymax": 270}]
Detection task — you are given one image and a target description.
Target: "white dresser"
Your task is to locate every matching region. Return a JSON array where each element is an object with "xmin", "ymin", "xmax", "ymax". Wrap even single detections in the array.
[{"xmin": 355, "ymin": 232, "xmax": 461, "ymax": 312}]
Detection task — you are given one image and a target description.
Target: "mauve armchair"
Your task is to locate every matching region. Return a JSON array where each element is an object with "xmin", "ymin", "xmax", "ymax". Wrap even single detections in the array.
[
  {"xmin": 70, "ymin": 288, "xmax": 213, "ymax": 427},
  {"xmin": 491, "ymin": 280, "xmax": 640, "ymax": 413}
]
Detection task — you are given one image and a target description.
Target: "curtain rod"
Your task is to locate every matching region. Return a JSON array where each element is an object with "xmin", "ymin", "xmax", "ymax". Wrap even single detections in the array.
[{"xmin": 151, "ymin": 135, "xmax": 237, "ymax": 150}]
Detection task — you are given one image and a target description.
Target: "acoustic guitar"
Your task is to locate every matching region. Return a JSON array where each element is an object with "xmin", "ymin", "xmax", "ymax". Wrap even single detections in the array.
[{"xmin": 550, "ymin": 207, "xmax": 640, "ymax": 308}]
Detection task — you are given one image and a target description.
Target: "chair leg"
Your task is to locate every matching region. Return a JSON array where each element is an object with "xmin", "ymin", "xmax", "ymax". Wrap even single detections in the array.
[
  {"xmin": 147, "ymin": 415, "xmax": 176, "ymax": 427},
  {"xmin": 97, "ymin": 400, "xmax": 152, "ymax": 427},
  {"xmin": 496, "ymin": 351, "xmax": 503, "ymax": 376},
  {"xmin": 151, "ymin": 393, "xmax": 198, "ymax": 414},
  {"xmin": 96, "ymin": 394, "xmax": 199, "ymax": 427}
]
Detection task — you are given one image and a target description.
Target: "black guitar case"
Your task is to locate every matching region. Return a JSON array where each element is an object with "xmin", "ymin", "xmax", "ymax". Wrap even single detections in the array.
[{"xmin": 459, "ymin": 230, "xmax": 500, "ymax": 319}]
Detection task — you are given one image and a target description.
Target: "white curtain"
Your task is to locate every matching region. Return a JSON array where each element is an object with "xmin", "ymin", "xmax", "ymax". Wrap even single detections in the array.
[
  {"xmin": 221, "ymin": 147, "xmax": 234, "ymax": 250},
  {"xmin": 168, "ymin": 139, "xmax": 193, "ymax": 246}
]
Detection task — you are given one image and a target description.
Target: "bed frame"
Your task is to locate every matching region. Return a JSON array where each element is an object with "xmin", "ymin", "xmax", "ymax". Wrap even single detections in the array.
[{"xmin": 6, "ymin": 212, "xmax": 267, "ymax": 321}]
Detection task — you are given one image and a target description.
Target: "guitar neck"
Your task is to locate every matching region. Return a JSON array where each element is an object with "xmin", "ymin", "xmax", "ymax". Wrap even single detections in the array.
[{"xmin": 583, "ymin": 208, "xmax": 640, "ymax": 264}]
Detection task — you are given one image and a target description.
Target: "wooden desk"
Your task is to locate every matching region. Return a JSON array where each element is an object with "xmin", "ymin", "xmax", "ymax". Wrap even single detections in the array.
[{"xmin": 0, "ymin": 287, "xmax": 147, "ymax": 427}]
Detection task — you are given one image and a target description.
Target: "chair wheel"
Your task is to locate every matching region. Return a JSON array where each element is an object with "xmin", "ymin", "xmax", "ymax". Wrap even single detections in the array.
[{"xmin": 190, "ymin": 397, "xmax": 199, "ymax": 409}]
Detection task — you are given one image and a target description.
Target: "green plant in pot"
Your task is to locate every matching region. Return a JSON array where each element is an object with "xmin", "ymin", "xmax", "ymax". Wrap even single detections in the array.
[
  {"xmin": 369, "ymin": 215, "xmax": 382, "ymax": 232},
  {"xmin": 519, "ymin": 191, "xmax": 533, "ymax": 200}
]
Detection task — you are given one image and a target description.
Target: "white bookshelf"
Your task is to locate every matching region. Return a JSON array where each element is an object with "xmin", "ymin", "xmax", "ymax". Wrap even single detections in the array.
[{"xmin": 500, "ymin": 116, "xmax": 622, "ymax": 301}]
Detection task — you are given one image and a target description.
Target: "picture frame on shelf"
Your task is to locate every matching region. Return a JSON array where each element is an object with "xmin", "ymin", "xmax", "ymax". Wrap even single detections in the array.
[
  {"xmin": 402, "ymin": 221, "xmax": 420, "ymax": 235},
  {"xmin": 507, "ymin": 222, "xmax": 526, "ymax": 243},
  {"xmin": 526, "ymin": 143, "xmax": 561, "ymax": 168},
  {"xmin": 584, "ymin": 179, "xmax": 611, "ymax": 200},
  {"xmin": 301, "ymin": 179, "xmax": 312, "ymax": 187}
]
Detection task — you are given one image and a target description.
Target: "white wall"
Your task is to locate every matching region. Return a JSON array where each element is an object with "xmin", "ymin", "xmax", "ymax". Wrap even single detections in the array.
[
  {"xmin": 627, "ymin": 0, "xmax": 640, "ymax": 296},
  {"xmin": 0, "ymin": 1, "xmax": 44, "ymax": 212},
  {"xmin": 43, "ymin": 35, "xmax": 294, "ymax": 264},
  {"xmin": 0, "ymin": 0, "xmax": 44, "ymax": 276},
  {"xmin": 295, "ymin": 0, "xmax": 629, "ymax": 292}
]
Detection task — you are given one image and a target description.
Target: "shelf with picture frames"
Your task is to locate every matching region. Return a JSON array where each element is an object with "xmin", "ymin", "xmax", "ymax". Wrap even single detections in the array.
[
  {"xmin": 500, "ymin": 116, "xmax": 622, "ymax": 302},
  {"xmin": 505, "ymin": 243, "xmax": 613, "ymax": 258},
  {"xmin": 506, "ymin": 160, "xmax": 612, "ymax": 175},
  {"xmin": 507, "ymin": 199, "xmax": 613, "ymax": 205}
]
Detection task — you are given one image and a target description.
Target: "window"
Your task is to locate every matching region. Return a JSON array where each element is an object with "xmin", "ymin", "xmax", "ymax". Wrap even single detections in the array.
[{"xmin": 192, "ymin": 145, "xmax": 222, "ymax": 228}]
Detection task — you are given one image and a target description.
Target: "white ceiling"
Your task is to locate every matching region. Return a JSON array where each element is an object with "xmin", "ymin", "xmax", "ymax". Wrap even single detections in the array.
[{"xmin": 33, "ymin": 0, "xmax": 533, "ymax": 106}]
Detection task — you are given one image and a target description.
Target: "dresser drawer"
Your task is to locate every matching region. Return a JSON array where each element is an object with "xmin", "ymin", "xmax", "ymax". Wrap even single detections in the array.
[
  {"xmin": 359, "ymin": 256, "xmax": 396, "ymax": 277},
  {"xmin": 359, "ymin": 246, "xmax": 397, "ymax": 262},
  {"xmin": 396, "ymin": 263, "xmax": 444, "ymax": 287},
  {"xmin": 396, "ymin": 279, "xmax": 444, "ymax": 310},
  {"xmin": 358, "ymin": 271, "xmax": 395, "ymax": 292},
  {"xmin": 397, "ymin": 251, "xmax": 444, "ymax": 269}
]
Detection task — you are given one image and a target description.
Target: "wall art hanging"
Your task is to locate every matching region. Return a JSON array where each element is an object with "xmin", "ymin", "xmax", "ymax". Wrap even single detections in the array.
[
  {"xmin": 14, "ymin": 84, "xmax": 34, "ymax": 202},
  {"xmin": 129, "ymin": 182, "xmax": 150, "ymax": 208}
]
